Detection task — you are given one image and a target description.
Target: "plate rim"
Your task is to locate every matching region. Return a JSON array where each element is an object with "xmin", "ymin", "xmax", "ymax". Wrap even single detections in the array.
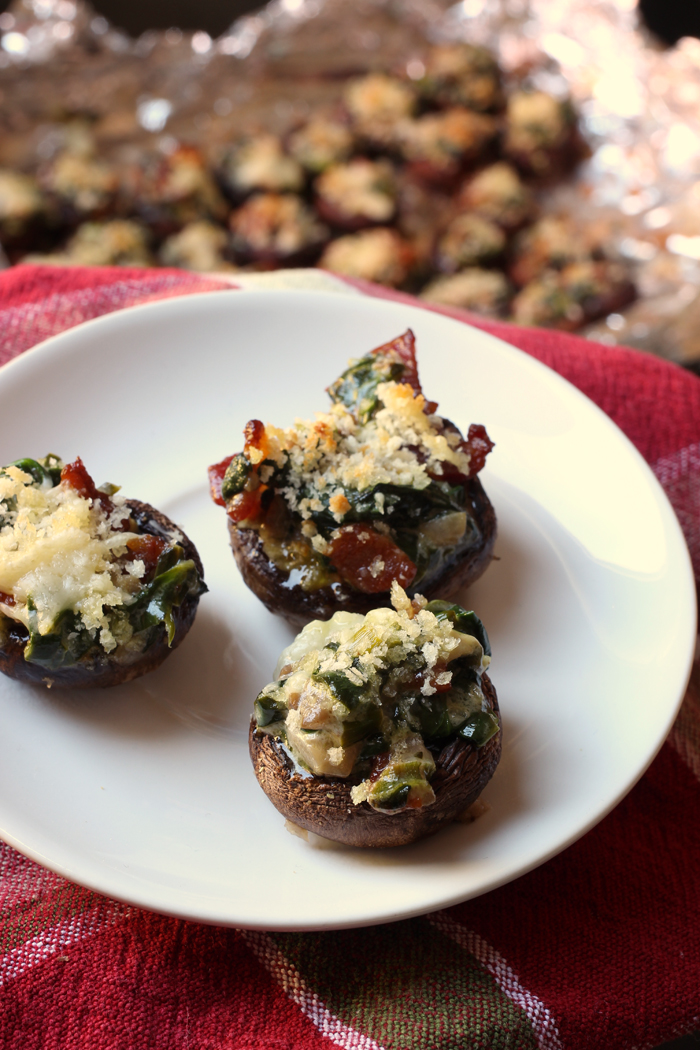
[{"xmin": 0, "ymin": 287, "xmax": 695, "ymax": 930}]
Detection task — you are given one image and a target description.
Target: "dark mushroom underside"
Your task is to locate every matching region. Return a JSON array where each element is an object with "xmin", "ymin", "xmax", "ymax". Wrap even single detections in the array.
[
  {"xmin": 249, "ymin": 671, "xmax": 501, "ymax": 848},
  {"xmin": 0, "ymin": 500, "xmax": 204, "ymax": 689},
  {"xmin": 229, "ymin": 475, "xmax": 496, "ymax": 628}
]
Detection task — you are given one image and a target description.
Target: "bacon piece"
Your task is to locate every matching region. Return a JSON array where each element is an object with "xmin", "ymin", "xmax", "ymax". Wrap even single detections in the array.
[
  {"xmin": 432, "ymin": 423, "xmax": 495, "ymax": 484},
  {"xmin": 412, "ymin": 667, "xmax": 453, "ymax": 694},
  {"xmin": 60, "ymin": 456, "xmax": 128, "ymax": 524},
  {"xmin": 0, "ymin": 591, "xmax": 16, "ymax": 607},
  {"xmin": 464, "ymin": 423, "xmax": 495, "ymax": 477},
  {"xmin": 370, "ymin": 329, "xmax": 421, "ymax": 395},
  {"xmin": 327, "ymin": 523, "xmax": 416, "ymax": 594},
  {"xmin": 208, "ymin": 455, "xmax": 235, "ymax": 507},
  {"xmin": 226, "ymin": 485, "xmax": 267, "ymax": 525},
  {"xmin": 125, "ymin": 534, "xmax": 167, "ymax": 576},
  {"xmin": 244, "ymin": 419, "xmax": 268, "ymax": 462}
]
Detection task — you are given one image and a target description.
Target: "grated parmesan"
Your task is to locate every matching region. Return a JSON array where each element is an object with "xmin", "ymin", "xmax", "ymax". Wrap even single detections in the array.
[
  {"xmin": 258, "ymin": 378, "xmax": 471, "ymax": 525},
  {"xmin": 0, "ymin": 466, "xmax": 145, "ymax": 651},
  {"xmin": 258, "ymin": 585, "xmax": 492, "ymax": 805}
]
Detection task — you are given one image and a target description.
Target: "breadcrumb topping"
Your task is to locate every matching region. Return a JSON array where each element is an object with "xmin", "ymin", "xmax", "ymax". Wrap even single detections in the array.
[
  {"xmin": 259, "ymin": 378, "xmax": 471, "ymax": 524},
  {"xmin": 0, "ymin": 466, "xmax": 144, "ymax": 650}
]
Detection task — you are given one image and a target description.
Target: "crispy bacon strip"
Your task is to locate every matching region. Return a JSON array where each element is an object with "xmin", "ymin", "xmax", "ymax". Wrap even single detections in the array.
[
  {"xmin": 61, "ymin": 457, "xmax": 113, "ymax": 512},
  {"xmin": 226, "ymin": 486, "xmax": 267, "ymax": 524},
  {"xmin": 244, "ymin": 419, "xmax": 268, "ymax": 461},
  {"xmin": 327, "ymin": 524, "xmax": 416, "ymax": 594},
  {"xmin": 464, "ymin": 424, "xmax": 495, "ymax": 478},
  {"xmin": 208, "ymin": 455, "xmax": 235, "ymax": 507},
  {"xmin": 371, "ymin": 329, "xmax": 421, "ymax": 395},
  {"xmin": 125, "ymin": 534, "xmax": 167, "ymax": 576}
]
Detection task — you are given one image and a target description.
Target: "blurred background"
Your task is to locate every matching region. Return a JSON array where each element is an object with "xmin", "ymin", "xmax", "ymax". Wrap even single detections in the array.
[
  {"xmin": 3, "ymin": 0, "xmax": 700, "ymax": 373},
  {"xmin": 2, "ymin": 0, "xmax": 698, "ymax": 41}
]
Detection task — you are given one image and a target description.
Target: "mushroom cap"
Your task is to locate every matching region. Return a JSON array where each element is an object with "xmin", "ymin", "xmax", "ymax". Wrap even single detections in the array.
[
  {"xmin": 249, "ymin": 671, "xmax": 501, "ymax": 848},
  {"xmin": 0, "ymin": 499, "xmax": 204, "ymax": 689}
]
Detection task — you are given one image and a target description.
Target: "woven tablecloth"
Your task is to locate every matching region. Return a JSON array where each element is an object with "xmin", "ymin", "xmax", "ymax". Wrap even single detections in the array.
[{"xmin": 1, "ymin": 263, "xmax": 700, "ymax": 1050}]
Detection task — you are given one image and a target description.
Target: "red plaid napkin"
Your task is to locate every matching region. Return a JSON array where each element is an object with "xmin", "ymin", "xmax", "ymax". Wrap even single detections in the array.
[{"xmin": 1, "ymin": 264, "xmax": 699, "ymax": 1050}]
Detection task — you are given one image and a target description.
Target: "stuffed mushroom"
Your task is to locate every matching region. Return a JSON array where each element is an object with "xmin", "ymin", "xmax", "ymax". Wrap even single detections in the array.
[
  {"xmin": 342, "ymin": 73, "xmax": 417, "ymax": 151},
  {"xmin": 421, "ymin": 268, "xmax": 512, "ymax": 317},
  {"xmin": 318, "ymin": 227, "xmax": 417, "ymax": 288},
  {"xmin": 249, "ymin": 583, "xmax": 501, "ymax": 847},
  {"xmin": 209, "ymin": 330, "xmax": 496, "ymax": 626},
  {"xmin": 502, "ymin": 90, "xmax": 584, "ymax": 180},
  {"xmin": 418, "ymin": 43, "xmax": 504, "ymax": 113},
  {"xmin": 0, "ymin": 455, "xmax": 206, "ymax": 688},
  {"xmin": 228, "ymin": 192, "xmax": 329, "ymax": 268},
  {"xmin": 127, "ymin": 145, "xmax": 228, "ymax": 238},
  {"xmin": 511, "ymin": 259, "xmax": 636, "ymax": 329},
  {"xmin": 219, "ymin": 134, "xmax": 305, "ymax": 200},
  {"xmin": 314, "ymin": 158, "xmax": 398, "ymax": 231},
  {"xmin": 396, "ymin": 108, "xmax": 497, "ymax": 188}
]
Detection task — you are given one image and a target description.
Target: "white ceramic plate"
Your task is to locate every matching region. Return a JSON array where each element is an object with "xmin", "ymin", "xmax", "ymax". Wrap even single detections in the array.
[{"xmin": 0, "ymin": 290, "xmax": 694, "ymax": 931}]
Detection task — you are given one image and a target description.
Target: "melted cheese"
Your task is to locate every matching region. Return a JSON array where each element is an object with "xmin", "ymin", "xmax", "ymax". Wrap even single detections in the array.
[
  {"xmin": 227, "ymin": 135, "xmax": 304, "ymax": 193},
  {"xmin": 316, "ymin": 159, "xmax": 396, "ymax": 223},
  {"xmin": 262, "ymin": 378, "xmax": 471, "ymax": 523},
  {"xmin": 319, "ymin": 227, "xmax": 409, "ymax": 285},
  {"xmin": 344, "ymin": 74, "xmax": 416, "ymax": 124},
  {"xmin": 274, "ymin": 584, "xmax": 486, "ymax": 691},
  {"xmin": 0, "ymin": 467, "xmax": 145, "ymax": 650}
]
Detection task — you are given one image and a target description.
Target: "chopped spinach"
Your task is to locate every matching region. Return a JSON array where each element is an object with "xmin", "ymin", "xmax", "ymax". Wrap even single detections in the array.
[
  {"xmin": 255, "ymin": 692, "xmax": 287, "ymax": 727},
  {"xmin": 374, "ymin": 784, "xmax": 411, "ymax": 811},
  {"xmin": 402, "ymin": 691, "xmax": 453, "ymax": 740},
  {"xmin": 298, "ymin": 478, "xmax": 467, "ymax": 535},
  {"xmin": 24, "ymin": 600, "xmax": 97, "ymax": 671},
  {"xmin": 358, "ymin": 733, "xmax": 388, "ymax": 761},
  {"xmin": 128, "ymin": 557, "xmax": 204, "ymax": 646},
  {"xmin": 340, "ymin": 706, "xmax": 382, "ymax": 745},
  {"xmin": 314, "ymin": 668, "xmax": 365, "ymax": 709},
  {"xmin": 426, "ymin": 601, "xmax": 491, "ymax": 656},
  {"xmin": 458, "ymin": 709, "xmax": 500, "ymax": 748},
  {"xmin": 327, "ymin": 353, "xmax": 405, "ymax": 425},
  {"xmin": 221, "ymin": 453, "xmax": 251, "ymax": 500}
]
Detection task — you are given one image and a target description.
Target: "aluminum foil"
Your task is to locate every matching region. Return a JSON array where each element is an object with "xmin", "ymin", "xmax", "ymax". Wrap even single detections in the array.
[{"xmin": 1, "ymin": 0, "xmax": 700, "ymax": 362}]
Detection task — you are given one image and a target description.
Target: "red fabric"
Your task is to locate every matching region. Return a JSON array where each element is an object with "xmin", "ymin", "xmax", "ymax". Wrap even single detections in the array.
[
  {"xmin": 451, "ymin": 739, "xmax": 700, "ymax": 1049},
  {"xmin": 1, "ymin": 265, "xmax": 699, "ymax": 1050},
  {"xmin": 345, "ymin": 276, "xmax": 700, "ymax": 464},
  {"xmin": 0, "ymin": 915, "xmax": 333, "ymax": 1049}
]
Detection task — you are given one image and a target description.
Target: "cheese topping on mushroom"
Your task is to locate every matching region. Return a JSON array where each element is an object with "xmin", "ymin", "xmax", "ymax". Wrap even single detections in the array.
[
  {"xmin": 0, "ymin": 465, "xmax": 141, "ymax": 649},
  {"xmin": 253, "ymin": 583, "xmax": 496, "ymax": 814}
]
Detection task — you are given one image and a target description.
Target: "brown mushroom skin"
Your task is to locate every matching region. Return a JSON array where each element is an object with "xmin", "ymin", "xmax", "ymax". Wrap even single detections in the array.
[
  {"xmin": 228, "ymin": 476, "xmax": 496, "ymax": 629},
  {"xmin": 0, "ymin": 500, "xmax": 204, "ymax": 690},
  {"xmin": 249, "ymin": 671, "xmax": 501, "ymax": 848}
]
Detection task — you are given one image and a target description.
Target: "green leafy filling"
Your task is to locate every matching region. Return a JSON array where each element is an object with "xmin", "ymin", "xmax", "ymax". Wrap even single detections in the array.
[
  {"xmin": 327, "ymin": 351, "xmax": 405, "ymax": 425},
  {"xmin": 221, "ymin": 453, "xmax": 251, "ymax": 500},
  {"xmin": 23, "ymin": 551, "xmax": 204, "ymax": 671},
  {"xmin": 257, "ymin": 601, "xmax": 498, "ymax": 812},
  {"xmin": 1, "ymin": 454, "xmax": 206, "ymax": 670},
  {"xmin": 126, "ymin": 554, "xmax": 204, "ymax": 647},
  {"xmin": 425, "ymin": 600, "xmax": 491, "ymax": 655},
  {"xmin": 24, "ymin": 599, "xmax": 97, "ymax": 670}
]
